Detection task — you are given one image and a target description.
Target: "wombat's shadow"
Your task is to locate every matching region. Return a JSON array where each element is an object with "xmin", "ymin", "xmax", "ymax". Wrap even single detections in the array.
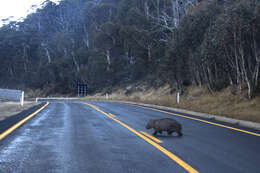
[
  {"xmin": 146, "ymin": 133, "xmax": 183, "ymax": 139},
  {"xmin": 154, "ymin": 135, "xmax": 182, "ymax": 139}
]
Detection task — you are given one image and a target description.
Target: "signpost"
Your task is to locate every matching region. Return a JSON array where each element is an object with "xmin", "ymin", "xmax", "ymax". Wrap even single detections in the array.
[{"xmin": 77, "ymin": 83, "xmax": 88, "ymax": 97}]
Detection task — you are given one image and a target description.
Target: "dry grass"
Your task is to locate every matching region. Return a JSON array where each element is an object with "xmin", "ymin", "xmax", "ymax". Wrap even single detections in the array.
[
  {"xmin": 84, "ymin": 84, "xmax": 260, "ymax": 123},
  {"xmin": 0, "ymin": 101, "xmax": 40, "ymax": 121}
]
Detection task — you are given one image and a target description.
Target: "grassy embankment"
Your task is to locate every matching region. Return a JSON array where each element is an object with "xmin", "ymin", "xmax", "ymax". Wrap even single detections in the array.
[
  {"xmin": 0, "ymin": 101, "xmax": 40, "ymax": 121},
  {"xmin": 84, "ymin": 84, "xmax": 260, "ymax": 123}
]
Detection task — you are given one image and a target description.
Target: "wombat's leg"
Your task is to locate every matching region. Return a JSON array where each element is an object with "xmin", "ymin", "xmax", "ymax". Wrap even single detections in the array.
[
  {"xmin": 159, "ymin": 131, "xmax": 162, "ymax": 134},
  {"xmin": 153, "ymin": 130, "xmax": 158, "ymax": 136},
  {"xmin": 177, "ymin": 130, "xmax": 183, "ymax": 137},
  {"xmin": 167, "ymin": 130, "xmax": 173, "ymax": 135}
]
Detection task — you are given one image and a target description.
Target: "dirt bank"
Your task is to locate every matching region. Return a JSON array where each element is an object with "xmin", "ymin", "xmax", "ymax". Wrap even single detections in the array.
[{"xmin": 84, "ymin": 84, "xmax": 260, "ymax": 123}]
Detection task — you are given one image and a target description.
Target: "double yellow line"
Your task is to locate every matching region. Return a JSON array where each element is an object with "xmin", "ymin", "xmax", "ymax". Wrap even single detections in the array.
[
  {"xmin": 140, "ymin": 131, "xmax": 162, "ymax": 143},
  {"xmin": 85, "ymin": 103, "xmax": 199, "ymax": 173},
  {"xmin": 0, "ymin": 102, "xmax": 49, "ymax": 140}
]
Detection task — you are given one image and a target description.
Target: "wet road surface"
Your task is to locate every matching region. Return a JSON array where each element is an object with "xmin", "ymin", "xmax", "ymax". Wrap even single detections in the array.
[{"xmin": 0, "ymin": 101, "xmax": 260, "ymax": 173}]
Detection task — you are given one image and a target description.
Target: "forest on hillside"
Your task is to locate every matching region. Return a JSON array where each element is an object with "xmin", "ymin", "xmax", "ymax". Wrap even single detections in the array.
[{"xmin": 0, "ymin": 0, "xmax": 259, "ymax": 98}]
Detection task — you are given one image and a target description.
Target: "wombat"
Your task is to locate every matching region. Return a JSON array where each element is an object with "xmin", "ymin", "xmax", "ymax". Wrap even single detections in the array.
[{"xmin": 146, "ymin": 118, "xmax": 183, "ymax": 136}]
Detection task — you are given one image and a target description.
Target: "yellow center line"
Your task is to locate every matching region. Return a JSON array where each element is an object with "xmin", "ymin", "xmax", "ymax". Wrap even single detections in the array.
[
  {"xmin": 140, "ymin": 131, "xmax": 163, "ymax": 143},
  {"xmin": 92, "ymin": 105, "xmax": 100, "ymax": 110},
  {"xmin": 0, "ymin": 102, "xmax": 50, "ymax": 140},
  {"xmin": 84, "ymin": 103, "xmax": 199, "ymax": 173},
  {"xmin": 109, "ymin": 113, "xmax": 116, "ymax": 118},
  {"xmin": 136, "ymin": 105, "xmax": 260, "ymax": 137}
]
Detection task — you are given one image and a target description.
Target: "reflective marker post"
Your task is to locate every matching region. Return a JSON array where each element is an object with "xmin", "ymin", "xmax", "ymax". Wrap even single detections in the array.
[
  {"xmin": 177, "ymin": 92, "xmax": 180, "ymax": 104},
  {"xmin": 20, "ymin": 91, "xmax": 24, "ymax": 106}
]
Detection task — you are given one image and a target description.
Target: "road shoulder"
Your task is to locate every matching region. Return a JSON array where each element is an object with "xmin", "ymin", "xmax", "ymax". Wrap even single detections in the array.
[{"xmin": 0, "ymin": 102, "xmax": 46, "ymax": 134}]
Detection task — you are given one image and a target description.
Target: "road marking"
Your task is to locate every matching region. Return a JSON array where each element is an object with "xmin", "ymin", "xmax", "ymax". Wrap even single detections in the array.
[
  {"xmin": 0, "ymin": 102, "xmax": 49, "ymax": 140},
  {"xmin": 136, "ymin": 105, "xmax": 260, "ymax": 137},
  {"xmin": 109, "ymin": 113, "xmax": 116, "ymax": 118},
  {"xmin": 140, "ymin": 131, "xmax": 163, "ymax": 143},
  {"xmin": 91, "ymin": 105, "xmax": 100, "ymax": 110},
  {"xmin": 85, "ymin": 103, "xmax": 199, "ymax": 173}
]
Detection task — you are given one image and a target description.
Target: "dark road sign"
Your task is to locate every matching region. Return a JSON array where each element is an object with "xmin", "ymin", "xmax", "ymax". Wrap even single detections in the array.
[{"xmin": 77, "ymin": 83, "xmax": 88, "ymax": 97}]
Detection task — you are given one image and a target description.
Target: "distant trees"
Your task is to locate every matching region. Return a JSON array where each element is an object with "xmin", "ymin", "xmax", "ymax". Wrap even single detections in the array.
[{"xmin": 0, "ymin": 0, "xmax": 259, "ymax": 98}]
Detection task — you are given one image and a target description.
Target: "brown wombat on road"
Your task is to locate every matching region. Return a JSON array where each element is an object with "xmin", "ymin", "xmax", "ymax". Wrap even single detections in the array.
[{"xmin": 146, "ymin": 118, "xmax": 183, "ymax": 136}]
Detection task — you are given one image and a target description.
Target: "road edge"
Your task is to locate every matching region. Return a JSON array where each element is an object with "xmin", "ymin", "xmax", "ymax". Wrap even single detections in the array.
[{"xmin": 0, "ymin": 102, "xmax": 49, "ymax": 140}]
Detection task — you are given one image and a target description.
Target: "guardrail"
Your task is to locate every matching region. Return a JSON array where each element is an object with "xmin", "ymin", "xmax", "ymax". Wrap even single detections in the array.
[
  {"xmin": 0, "ymin": 89, "xmax": 24, "ymax": 106},
  {"xmin": 35, "ymin": 97, "xmax": 78, "ymax": 102}
]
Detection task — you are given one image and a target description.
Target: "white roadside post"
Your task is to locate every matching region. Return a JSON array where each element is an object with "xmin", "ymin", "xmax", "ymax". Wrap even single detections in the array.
[
  {"xmin": 106, "ymin": 93, "xmax": 108, "ymax": 100},
  {"xmin": 20, "ymin": 91, "xmax": 24, "ymax": 106},
  {"xmin": 177, "ymin": 92, "xmax": 180, "ymax": 104}
]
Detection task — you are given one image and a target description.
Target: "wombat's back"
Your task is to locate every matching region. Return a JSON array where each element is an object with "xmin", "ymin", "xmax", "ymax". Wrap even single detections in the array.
[{"xmin": 155, "ymin": 118, "xmax": 182, "ymax": 130}]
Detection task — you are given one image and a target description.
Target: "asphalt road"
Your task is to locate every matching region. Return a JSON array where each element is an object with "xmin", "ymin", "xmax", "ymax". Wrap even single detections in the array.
[{"xmin": 0, "ymin": 101, "xmax": 260, "ymax": 173}]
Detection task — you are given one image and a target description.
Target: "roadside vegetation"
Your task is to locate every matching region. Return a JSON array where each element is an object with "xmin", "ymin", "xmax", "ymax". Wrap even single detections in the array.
[{"xmin": 86, "ymin": 84, "xmax": 260, "ymax": 123}]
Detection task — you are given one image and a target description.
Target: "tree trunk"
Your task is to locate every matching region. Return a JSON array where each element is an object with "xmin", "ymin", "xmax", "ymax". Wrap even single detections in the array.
[
  {"xmin": 157, "ymin": 0, "xmax": 160, "ymax": 22},
  {"xmin": 246, "ymin": 80, "xmax": 253, "ymax": 99},
  {"xmin": 252, "ymin": 30, "xmax": 260, "ymax": 87},
  {"xmin": 172, "ymin": 0, "xmax": 180, "ymax": 26},
  {"xmin": 71, "ymin": 51, "xmax": 80, "ymax": 73},
  {"xmin": 23, "ymin": 45, "xmax": 28, "ymax": 73},
  {"xmin": 83, "ymin": 26, "xmax": 90, "ymax": 49},
  {"xmin": 106, "ymin": 49, "xmax": 111, "ymax": 71},
  {"xmin": 147, "ymin": 45, "xmax": 152, "ymax": 62},
  {"xmin": 38, "ymin": 16, "xmax": 41, "ymax": 32},
  {"xmin": 9, "ymin": 65, "xmax": 14, "ymax": 77},
  {"xmin": 44, "ymin": 47, "xmax": 51, "ymax": 64},
  {"xmin": 109, "ymin": 8, "xmax": 112, "ymax": 21},
  {"xmin": 144, "ymin": 1, "xmax": 149, "ymax": 19},
  {"xmin": 239, "ymin": 42, "xmax": 253, "ymax": 99}
]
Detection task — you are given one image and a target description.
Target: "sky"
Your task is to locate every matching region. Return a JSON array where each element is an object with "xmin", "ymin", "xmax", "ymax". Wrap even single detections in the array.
[{"xmin": 0, "ymin": 0, "xmax": 60, "ymax": 26}]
